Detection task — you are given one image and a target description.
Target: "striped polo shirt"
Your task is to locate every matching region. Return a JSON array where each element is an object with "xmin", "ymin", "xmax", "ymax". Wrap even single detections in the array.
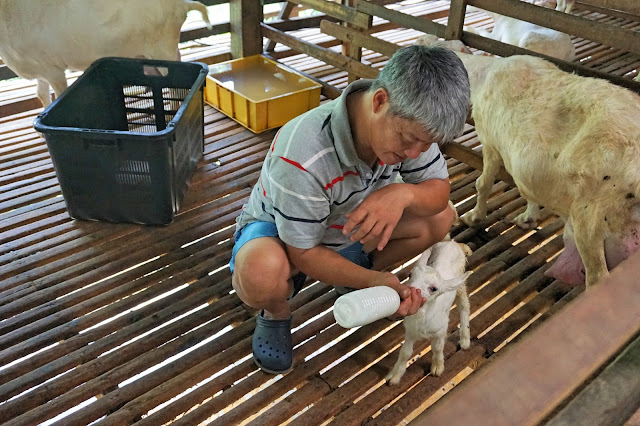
[{"xmin": 235, "ymin": 79, "xmax": 449, "ymax": 251}]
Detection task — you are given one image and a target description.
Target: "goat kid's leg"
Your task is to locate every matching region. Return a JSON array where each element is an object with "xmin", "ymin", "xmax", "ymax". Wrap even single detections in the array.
[
  {"xmin": 513, "ymin": 200, "xmax": 540, "ymax": 229},
  {"xmin": 386, "ymin": 338, "xmax": 415, "ymax": 385},
  {"xmin": 430, "ymin": 334, "xmax": 446, "ymax": 376},
  {"xmin": 461, "ymin": 146, "xmax": 502, "ymax": 226},
  {"xmin": 456, "ymin": 286, "xmax": 471, "ymax": 350}
]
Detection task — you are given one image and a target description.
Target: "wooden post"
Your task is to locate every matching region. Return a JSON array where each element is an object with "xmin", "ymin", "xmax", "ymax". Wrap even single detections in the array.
[
  {"xmin": 446, "ymin": 0, "xmax": 468, "ymax": 40},
  {"xmin": 342, "ymin": 0, "xmax": 372, "ymax": 84},
  {"xmin": 230, "ymin": 0, "xmax": 264, "ymax": 58}
]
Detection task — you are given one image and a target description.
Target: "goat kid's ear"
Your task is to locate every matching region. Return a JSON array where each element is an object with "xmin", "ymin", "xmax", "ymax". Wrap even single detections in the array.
[
  {"xmin": 443, "ymin": 271, "xmax": 472, "ymax": 290},
  {"xmin": 416, "ymin": 248, "xmax": 433, "ymax": 268}
]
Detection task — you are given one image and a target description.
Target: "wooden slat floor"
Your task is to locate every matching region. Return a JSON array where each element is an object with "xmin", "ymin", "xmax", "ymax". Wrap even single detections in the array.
[{"xmin": 1, "ymin": 2, "xmax": 639, "ymax": 424}]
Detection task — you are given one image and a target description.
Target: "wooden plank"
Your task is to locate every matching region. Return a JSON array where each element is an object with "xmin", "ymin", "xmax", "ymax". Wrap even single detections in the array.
[
  {"xmin": 412, "ymin": 250, "xmax": 640, "ymax": 426},
  {"xmin": 546, "ymin": 334, "xmax": 640, "ymax": 425}
]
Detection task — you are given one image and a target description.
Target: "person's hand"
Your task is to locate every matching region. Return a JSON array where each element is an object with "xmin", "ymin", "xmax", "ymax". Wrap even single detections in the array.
[
  {"xmin": 342, "ymin": 184, "xmax": 408, "ymax": 251},
  {"xmin": 369, "ymin": 272, "xmax": 426, "ymax": 318},
  {"xmin": 390, "ymin": 286, "xmax": 426, "ymax": 318}
]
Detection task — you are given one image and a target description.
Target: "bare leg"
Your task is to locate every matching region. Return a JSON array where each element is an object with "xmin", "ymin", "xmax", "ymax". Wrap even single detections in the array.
[
  {"xmin": 386, "ymin": 337, "xmax": 416, "ymax": 385},
  {"xmin": 232, "ymin": 237, "xmax": 295, "ymax": 319}
]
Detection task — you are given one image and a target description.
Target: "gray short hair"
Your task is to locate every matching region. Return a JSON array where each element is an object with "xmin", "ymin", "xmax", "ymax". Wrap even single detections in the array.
[{"xmin": 370, "ymin": 44, "xmax": 470, "ymax": 143}]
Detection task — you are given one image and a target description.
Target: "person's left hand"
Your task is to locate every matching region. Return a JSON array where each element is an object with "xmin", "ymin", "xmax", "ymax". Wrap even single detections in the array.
[
  {"xmin": 388, "ymin": 286, "xmax": 426, "ymax": 319},
  {"xmin": 342, "ymin": 184, "xmax": 408, "ymax": 251}
]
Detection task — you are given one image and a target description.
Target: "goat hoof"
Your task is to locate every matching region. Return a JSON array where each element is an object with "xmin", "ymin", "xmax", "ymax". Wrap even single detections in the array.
[
  {"xmin": 513, "ymin": 214, "xmax": 538, "ymax": 229},
  {"xmin": 430, "ymin": 364, "xmax": 444, "ymax": 377},
  {"xmin": 460, "ymin": 210, "xmax": 484, "ymax": 227},
  {"xmin": 460, "ymin": 337, "xmax": 471, "ymax": 350}
]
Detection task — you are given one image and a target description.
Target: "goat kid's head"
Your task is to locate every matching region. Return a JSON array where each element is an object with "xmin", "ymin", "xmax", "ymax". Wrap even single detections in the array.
[{"xmin": 406, "ymin": 248, "xmax": 471, "ymax": 298}]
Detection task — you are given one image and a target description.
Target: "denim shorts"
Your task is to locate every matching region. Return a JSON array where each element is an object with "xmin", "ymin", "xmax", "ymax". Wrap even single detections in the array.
[{"xmin": 229, "ymin": 220, "xmax": 373, "ymax": 275}]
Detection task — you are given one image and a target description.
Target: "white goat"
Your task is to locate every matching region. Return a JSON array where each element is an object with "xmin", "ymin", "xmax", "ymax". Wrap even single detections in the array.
[
  {"xmin": 416, "ymin": 34, "xmax": 640, "ymax": 288},
  {"xmin": 0, "ymin": 0, "xmax": 211, "ymax": 107},
  {"xmin": 386, "ymin": 241, "xmax": 472, "ymax": 385},
  {"xmin": 464, "ymin": 9, "xmax": 575, "ymax": 61}
]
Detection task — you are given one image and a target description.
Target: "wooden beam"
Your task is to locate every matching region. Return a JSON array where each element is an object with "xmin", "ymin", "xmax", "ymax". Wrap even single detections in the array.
[
  {"xmin": 320, "ymin": 20, "xmax": 399, "ymax": 58},
  {"xmin": 356, "ymin": 1, "xmax": 447, "ymax": 38},
  {"xmin": 412, "ymin": 249, "xmax": 640, "ymax": 426},
  {"xmin": 260, "ymin": 23, "xmax": 378, "ymax": 79},
  {"xmin": 575, "ymin": 1, "xmax": 640, "ymax": 21},
  {"xmin": 287, "ymin": 0, "xmax": 371, "ymax": 28},
  {"xmin": 468, "ymin": 0, "xmax": 640, "ymax": 57},
  {"xmin": 230, "ymin": 0, "xmax": 263, "ymax": 58}
]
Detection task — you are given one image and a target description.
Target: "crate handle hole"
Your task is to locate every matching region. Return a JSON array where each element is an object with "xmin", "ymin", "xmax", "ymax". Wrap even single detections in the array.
[{"xmin": 144, "ymin": 65, "xmax": 169, "ymax": 77}]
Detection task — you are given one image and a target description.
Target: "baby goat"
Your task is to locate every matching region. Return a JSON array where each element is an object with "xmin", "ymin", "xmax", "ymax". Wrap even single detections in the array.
[{"xmin": 386, "ymin": 240, "xmax": 472, "ymax": 385}]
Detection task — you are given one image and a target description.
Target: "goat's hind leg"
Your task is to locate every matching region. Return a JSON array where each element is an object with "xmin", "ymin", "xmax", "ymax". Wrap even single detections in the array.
[
  {"xmin": 461, "ymin": 146, "xmax": 502, "ymax": 226},
  {"xmin": 386, "ymin": 338, "xmax": 415, "ymax": 385}
]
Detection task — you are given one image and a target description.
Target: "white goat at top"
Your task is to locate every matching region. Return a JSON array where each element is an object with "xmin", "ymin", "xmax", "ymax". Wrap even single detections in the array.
[
  {"xmin": 464, "ymin": 7, "xmax": 575, "ymax": 61},
  {"xmin": 386, "ymin": 240, "xmax": 472, "ymax": 385},
  {"xmin": 0, "ymin": 0, "xmax": 212, "ymax": 107}
]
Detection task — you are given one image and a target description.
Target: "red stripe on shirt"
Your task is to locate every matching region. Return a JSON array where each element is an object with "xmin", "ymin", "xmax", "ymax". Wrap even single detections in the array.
[
  {"xmin": 260, "ymin": 176, "xmax": 267, "ymax": 197},
  {"xmin": 270, "ymin": 128, "xmax": 282, "ymax": 152},
  {"xmin": 330, "ymin": 224, "xmax": 344, "ymax": 230},
  {"xmin": 279, "ymin": 156, "xmax": 308, "ymax": 171},
  {"xmin": 324, "ymin": 170, "xmax": 358, "ymax": 190},
  {"xmin": 379, "ymin": 160, "xmax": 385, "ymax": 166}
]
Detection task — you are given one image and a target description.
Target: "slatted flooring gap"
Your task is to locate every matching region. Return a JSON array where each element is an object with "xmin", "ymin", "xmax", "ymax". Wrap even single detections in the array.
[{"xmin": 1, "ymin": 1, "xmax": 638, "ymax": 424}]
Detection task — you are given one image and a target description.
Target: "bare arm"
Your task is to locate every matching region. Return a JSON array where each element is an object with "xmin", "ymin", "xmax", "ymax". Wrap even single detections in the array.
[
  {"xmin": 343, "ymin": 178, "xmax": 451, "ymax": 251},
  {"xmin": 286, "ymin": 244, "xmax": 425, "ymax": 316}
]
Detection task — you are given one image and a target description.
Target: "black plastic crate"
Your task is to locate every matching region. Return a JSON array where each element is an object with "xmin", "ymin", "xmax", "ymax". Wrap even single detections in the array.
[{"xmin": 34, "ymin": 57, "xmax": 208, "ymax": 225}]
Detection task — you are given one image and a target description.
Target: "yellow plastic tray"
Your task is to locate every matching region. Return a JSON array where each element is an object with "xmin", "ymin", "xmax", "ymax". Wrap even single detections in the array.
[{"xmin": 204, "ymin": 55, "xmax": 322, "ymax": 133}]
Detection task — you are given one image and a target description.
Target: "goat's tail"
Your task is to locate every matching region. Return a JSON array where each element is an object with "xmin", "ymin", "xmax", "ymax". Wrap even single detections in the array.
[{"xmin": 186, "ymin": 0, "xmax": 213, "ymax": 30}]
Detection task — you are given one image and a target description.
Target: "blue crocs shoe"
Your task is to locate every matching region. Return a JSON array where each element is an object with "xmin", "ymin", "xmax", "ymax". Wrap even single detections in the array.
[{"xmin": 252, "ymin": 312, "xmax": 293, "ymax": 374}]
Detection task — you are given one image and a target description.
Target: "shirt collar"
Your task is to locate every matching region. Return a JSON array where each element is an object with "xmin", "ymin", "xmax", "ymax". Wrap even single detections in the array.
[{"xmin": 330, "ymin": 79, "xmax": 374, "ymax": 168}]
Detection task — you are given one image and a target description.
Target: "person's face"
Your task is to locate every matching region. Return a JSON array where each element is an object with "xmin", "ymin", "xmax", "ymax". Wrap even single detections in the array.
[{"xmin": 369, "ymin": 89, "xmax": 436, "ymax": 164}]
